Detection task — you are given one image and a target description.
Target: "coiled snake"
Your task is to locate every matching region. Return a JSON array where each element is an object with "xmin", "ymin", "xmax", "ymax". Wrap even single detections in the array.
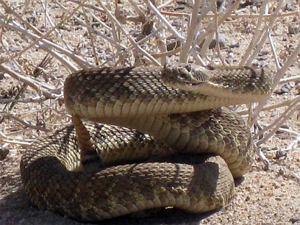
[{"xmin": 20, "ymin": 63, "xmax": 272, "ymax": 222}]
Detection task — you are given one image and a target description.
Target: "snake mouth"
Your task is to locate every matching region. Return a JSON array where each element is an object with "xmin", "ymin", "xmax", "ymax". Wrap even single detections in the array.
[
  {"xmin": 162, "ymin": 76, "xmax": 206, "ymax": 91},
  {"xmin": 176, "ymin": 80, "xmax": 207, "ymax": 90},
  {"xmin": 186, "ymin": 82, "xmax": 205, "ymax": 86}
]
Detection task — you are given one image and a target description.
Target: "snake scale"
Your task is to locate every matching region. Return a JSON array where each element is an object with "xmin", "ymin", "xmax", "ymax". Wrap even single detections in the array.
[{"xmin": 20, "ymin": 63, "xmax": 272, "ymax": 222}]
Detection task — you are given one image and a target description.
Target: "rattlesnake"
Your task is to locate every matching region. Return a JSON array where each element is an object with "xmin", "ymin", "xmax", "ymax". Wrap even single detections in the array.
[{"xmin": 20, "ymin": 63, "xmax": 272, "ymax": 222}]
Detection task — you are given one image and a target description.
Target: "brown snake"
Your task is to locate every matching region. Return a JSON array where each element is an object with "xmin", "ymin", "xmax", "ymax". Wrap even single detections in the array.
[{"xmin": 20, "ymin": 63, "xmax": 272, "ymax": 222}]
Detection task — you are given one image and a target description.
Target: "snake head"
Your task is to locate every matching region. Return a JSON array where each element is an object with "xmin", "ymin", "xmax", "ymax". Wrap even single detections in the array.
[{"xmin": 162, "ymin": 63, "xmax": 209, "ymax": 91}]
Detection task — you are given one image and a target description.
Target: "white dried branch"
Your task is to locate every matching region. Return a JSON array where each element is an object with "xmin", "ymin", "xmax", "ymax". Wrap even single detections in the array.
[
  {"xmin": 256, "ymin": 145, "xmax": 270, "ymax": 170},
  {"xmin": 0, "ymin": 0, "xmax": 42, "ymax": 36},
  {"xmin": 157, "ymin": 0, "xmax": 175, "ymax": 10},
  {"xmin": 0, "ymin": 33, "xmax": 27, "ymax": 75},
  {"xmin": 40, "ymin": 0, "xmax": 73, "ymax": 52},
  {"xmin": 152, "ymin": 45, "xmax": 181, "ymax": 59},
  {"xmin": 66, "ymin": 0, "xmax": 104, "ymax": 13},
  {"xmin": 279, "ymin": 135, "xmax": 300, "ymax": 152},
  {"xmin": 143, "ymin": 0, "xmax": 184, "ymax": 41},
  {"xmin": 239, "ymin": 96, "xmax": 300, "ymax": 115},
  {"xmin": 242, "ymin": 0, "xmax": 285, "ymax": 66},
  {"xmin": 0, "ymin": 131, "xmax": 33, "ymax": 146},
  {"xmin": 0, "ymin": 17, "xmax": 89, "ymax": 70},
  {"xmin": 198, "ymin": 0, "xmax": 241, "ymax": 57},
  {"xmin": 46, "ymin": 0, "xmax": 130, "ymax": 63},
  {"xmin": 0, "ymin": 139, "xmax": 32, "ymax": 146},
  {"xmin": 250, "ymin": 42, "xmax": 300, "ymax": 126},
  {"xmin": 82, "ymin": 7, "xmax": 99, "ymax": 65},
  {"xmin": 239, "ymin": 1, "xmax": 271, "ymax": 66},
  {"xmin": 268, "ymin": 30, "xmax": 280, "ymax": 70},
  {"xmin": 279, "ymin": 75, "xmax": 300, "ymax": 84},
  {"xmin": 63, "ymin": 0, "xmax": 111, "ymax": 30},
  {"xmin": 6, "ymin": 0, "xmax": 89, "ymax": 63},
  {"xmin": 0, "ymin": 97, "xmax": 47, "ymax": 103},
  {"xmin": 214, "ymin": 3, "xmax": 226, "ymax": 65},
  {"xmin": 96, "ymin": 0, "xmax": 160, "ymax": 66},
  {"xmin": 154, "ymin": 22, "xmax": 167, "ymax": 64},
  {"xmin": 128, "ymin": 0, "xmax": 146, "ymax": 19},
  {"xmin": 106, "ymin": 1, "xmax": 122, "ymax": 58},
  {"xmin": 273, "ymin": 42, "xmax": 300, "ymax": 88},
  {"xmin": 160, "ymin": 10, "xmax": 298, "ymax": 19},
  {"xmin": 0, "ymin": 64, "xmax": 61, "ymax": 99},
  {"xmin": 1, "ymin": 113, "xmax": 51, "ymax": 132},
  {"xmin": 143, "ymin": 0, "xmax": 205, "ymax": 65},
  {"xmin": 179, "ymin": 0, "xmax": 202, "ymax": 63},
  {"xmin": 277, "ymin": 128, "xmax": 300, "ymax": 136},
  {"xmin": 197, "ymin": 2, "xmax": 220, "ymax": 58},
  {"xmin": 0, "ymin": 5, "xmax": 77, "ymax": 72},
  {"xmin": 256, "ymin": 100, "xmax": 300, "ymax": 145},
  {"xmin": 100, "ymin": 27, "xmax": 164, "ymax": 66}
]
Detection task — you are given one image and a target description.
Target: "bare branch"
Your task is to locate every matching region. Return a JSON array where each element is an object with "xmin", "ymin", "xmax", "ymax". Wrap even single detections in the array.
[{"xmin": 1, "ymin": 113, "xmax": 51, "ymax": 132}]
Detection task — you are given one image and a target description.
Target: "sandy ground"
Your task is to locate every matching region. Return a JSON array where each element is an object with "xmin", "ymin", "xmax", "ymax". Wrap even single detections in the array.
[{"xmin": 0, "ymin": 0, "xmax": 300, "ymax": 224}]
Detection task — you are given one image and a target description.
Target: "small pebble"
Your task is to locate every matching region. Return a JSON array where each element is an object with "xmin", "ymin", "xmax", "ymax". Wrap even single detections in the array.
[
  {"xmin": 273, "ymin": 182, "xmax": 280, "ymax": 189},
  {"xmin": 167, "ymin": 41, "xmax": 181, "ymax": 51},
  {"xmin": 199, "ymin": 33, "xmax": 226, "ymax": 49},
  {"xmin": 274, "ymin": 84, "xmax": 292, "ymax": 95},
  {"xmin": 284, "ymin": 2, "xmax": 293, "ymax": 11},
  {"xmin": 290, "ymin": 216, "xmax": 300, "ymax": 223},
  {"xmin": 278, "ymin": 168, "xmax": 285, "ymax": 176},
  {"xmin": 288, "ymin": 24, "xmax": 300, "ymax": 34},
  {"xmin": 228, "ymin": 52, "xmax": 234, "ymax": 58},
  {"xmin": 295, "ymin": 82, "xmax": 300, "ymax": 94},
  {"xmin": 0, "ymin": 148, "xmax": 9, "ymax": 160},
  {"xmin": 0, "ymin": 72, "xmax": 4, "ymax": 80}
]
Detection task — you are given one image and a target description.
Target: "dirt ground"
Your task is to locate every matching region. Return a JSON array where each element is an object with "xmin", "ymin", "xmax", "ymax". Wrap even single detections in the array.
[{"xmin": 0, "ymin": 1, "xmax": 300, "ymax": 225}]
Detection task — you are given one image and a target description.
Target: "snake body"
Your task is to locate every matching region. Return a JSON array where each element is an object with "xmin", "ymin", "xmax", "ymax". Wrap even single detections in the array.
[{"xmin": 20, "ymin": 64, "xmax": 272, "ymax": 222}]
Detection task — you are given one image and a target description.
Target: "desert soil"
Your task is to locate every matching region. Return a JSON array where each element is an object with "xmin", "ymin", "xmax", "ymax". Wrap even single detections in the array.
[{"xmin": 0, "ymin": 1, "xmax": 300, "ymax": 225}]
